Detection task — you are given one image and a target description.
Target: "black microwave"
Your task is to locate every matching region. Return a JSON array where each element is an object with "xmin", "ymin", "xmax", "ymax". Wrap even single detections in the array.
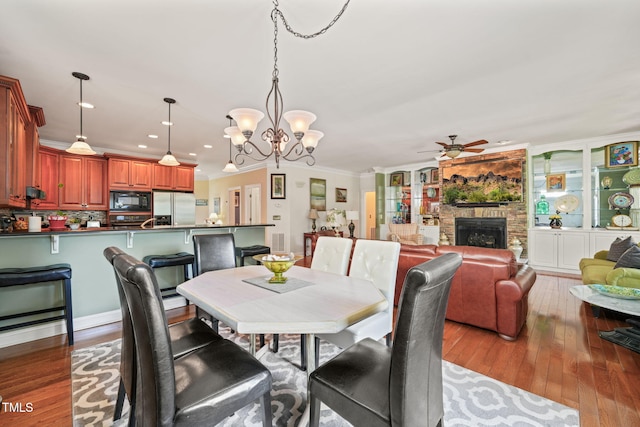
[{"xmin": 109, "ymin": 191, "xmax": 151, "ymax": 212}]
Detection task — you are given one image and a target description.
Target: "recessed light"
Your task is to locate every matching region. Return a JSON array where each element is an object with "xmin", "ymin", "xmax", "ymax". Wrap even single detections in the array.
[
  {"xmin": 78, "ymin": 102, "xmax": 94, "ymax": 109},
  {"xmin": 196, "ymin": 168, "xmax": 201, "ymax": 172},
  {"xmin": 203, "ymin": 144, "xmax": 213, "ymax": 148},
  {"xmin": 496, "ymin": 140, "xmax": 513, "ymax": 145},
  {"xmin": 224, "ymin": 134, "xmax": 230, "ymax": 138},
  {"xmin": 161, "ymin": 121, "xmax": 173, "ymax": 126},
  {"xmin": 148, "ymin": 134, "xmax": 158, "ymax": 139},
  {"xmin": 138, "ymin": 144, "xmax": 147, "ymax": 148},
  {"xmin": 189, "ymin": 153, "xmax": 196, "ymax": 156}
]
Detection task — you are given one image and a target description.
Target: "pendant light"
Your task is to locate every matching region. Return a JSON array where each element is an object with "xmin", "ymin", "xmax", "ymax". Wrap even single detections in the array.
[
  {"xmin": 222, "ymin": 139, "xmax": 239, "ymax": 173},
  {"xmin": 66, "ymin": 72, "xmax": 96, "ymax": 155},
  {"xmin": 158, "ymin": 97, "xmax": 180, "ymax": 166},
  {"xmin": 222, "ymin": 115, "xmax": 238, "ymax": 173}
]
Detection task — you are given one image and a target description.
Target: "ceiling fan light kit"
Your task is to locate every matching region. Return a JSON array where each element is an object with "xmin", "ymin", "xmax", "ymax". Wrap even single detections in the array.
[{"xmin": 435, "ymin": 134, "xmax": 488, "ymax": 159}]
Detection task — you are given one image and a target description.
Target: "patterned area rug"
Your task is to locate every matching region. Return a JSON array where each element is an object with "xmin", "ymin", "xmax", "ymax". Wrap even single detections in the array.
[{"xmin": 71, "ymin": 328, "xmax": 579, "ymax": 426}]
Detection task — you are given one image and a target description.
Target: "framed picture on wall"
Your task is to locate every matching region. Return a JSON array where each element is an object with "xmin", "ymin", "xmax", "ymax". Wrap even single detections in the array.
[
  {"xmin": 605, "ymin": 141, "xmax": 639, "ymax": 168},
  {"xmin": 310, "ymin": 178, "xmax": 326, "ymax": 211},
  {"xmin": 271, "ymin": 173, "xmax": 286, "ymax": 199},
  {"xmin": 213, "ymin": 197, "xmax": 221, "ymax": 214},
  {"xmin": 430, "ymin": 168, "xmax": 439, "ymax": 183},
  {"xmin": 389, "ymin": 173, "xmax": 404, "ymax": 186},
  {"xmin": 336, "ymin": 188, "xmax": 347, "ymax": 203},
  {"xmin": 546, "ymin": 173, "xmax": 566, "ymax": 191}
]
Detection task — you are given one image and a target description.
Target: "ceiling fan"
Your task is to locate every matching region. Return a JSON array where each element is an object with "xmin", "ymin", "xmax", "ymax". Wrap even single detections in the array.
[{"xmin": 419, "ymin": 135, "xmax": 488, "ymax": 159}]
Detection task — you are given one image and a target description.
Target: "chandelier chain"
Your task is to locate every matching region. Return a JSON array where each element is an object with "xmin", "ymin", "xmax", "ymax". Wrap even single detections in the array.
[{"xmin": 272, "ymin": 0, "xmax": 351, "ymax": 40}]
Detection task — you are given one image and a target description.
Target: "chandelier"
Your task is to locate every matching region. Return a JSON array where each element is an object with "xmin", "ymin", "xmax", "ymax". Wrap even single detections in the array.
[{"xmin": 225, "ymin": 0, "xmax": 350, "ymax": 169}]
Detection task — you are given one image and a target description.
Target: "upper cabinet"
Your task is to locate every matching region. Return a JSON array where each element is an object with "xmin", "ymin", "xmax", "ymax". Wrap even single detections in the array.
[
  {"xmin": 0, "ymin": 76, "xmax": 37, "ymax": 208},
  {"xmin": 32, "ymin": 146, "xmax": 59, "ymax": 210},
  {"xmin": 152, "ymin": 164, "xmax": 195, "ymax": 192},
  {"xmin": 58, "ymin": 154, "xmax": 108, "ymax": 210},
  {"xmin": 106, "ymin": 155, "xmax": 152, "ymax": 190}
]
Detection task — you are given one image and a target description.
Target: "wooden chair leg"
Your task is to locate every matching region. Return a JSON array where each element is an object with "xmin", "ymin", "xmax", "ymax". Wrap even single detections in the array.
[
  {"xmin": 300, "ymin": 335, "xmax": 306, "ymax": 371},
  {"xmin": 113, "ymin": 378, "xmax": 126, "ymax": 421},
  {"xmin": 314, "ymin": 336, "xmax": 321, "ymax": 368},
  {"xmin": 386, "ymin": 332, "xmax": 392, "ymax": 347},
  {"xmin": 272, "ymin": 334, "xmax": 279, "ymax": 352}
]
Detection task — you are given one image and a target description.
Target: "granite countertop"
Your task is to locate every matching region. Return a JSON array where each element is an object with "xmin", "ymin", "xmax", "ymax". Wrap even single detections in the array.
[{"xmin": 0, "ymin": 223, "xmax": 275, "ymax": 237}]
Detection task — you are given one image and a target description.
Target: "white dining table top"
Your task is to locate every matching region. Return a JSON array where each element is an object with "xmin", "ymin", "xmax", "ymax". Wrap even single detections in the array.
[{"xmin": 177, "ymin": 265, "xmax": 388, "ymax": 335}]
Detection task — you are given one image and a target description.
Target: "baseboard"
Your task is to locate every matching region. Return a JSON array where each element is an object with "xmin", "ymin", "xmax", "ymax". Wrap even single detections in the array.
[{"xmin": 0, "ymin": 297, "xmax": 187, "ymax": 348}]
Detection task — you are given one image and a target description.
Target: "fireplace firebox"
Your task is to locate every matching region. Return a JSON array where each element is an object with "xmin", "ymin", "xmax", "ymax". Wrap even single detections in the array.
[{"xmin": 455, "ymin": 218, "xmax": 507, "ymax": 249}]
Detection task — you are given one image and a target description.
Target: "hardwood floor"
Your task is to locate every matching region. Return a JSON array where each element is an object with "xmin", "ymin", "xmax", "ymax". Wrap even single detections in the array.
[{"xmin": 0, "ymin": 272, "xmax": 639, "ymax": 426}]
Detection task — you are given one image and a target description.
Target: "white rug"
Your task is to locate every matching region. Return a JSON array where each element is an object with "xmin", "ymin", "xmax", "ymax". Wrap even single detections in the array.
[{"xmin": 71, "ymin": 328, "xmax": 579, "ymax": 426}]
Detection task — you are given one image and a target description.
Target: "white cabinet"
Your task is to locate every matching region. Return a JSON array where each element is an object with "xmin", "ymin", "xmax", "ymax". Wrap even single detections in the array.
[
  {"xmin": 529, "ymin": 228, "xmax": 590, "ymax": 273},
  {"xmin": 590, "ymin": 230, "xmax": 640, "ymax": 254}
]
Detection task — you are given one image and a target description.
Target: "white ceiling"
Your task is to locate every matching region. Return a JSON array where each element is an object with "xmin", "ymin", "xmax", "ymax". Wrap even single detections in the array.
[{"xmin": 1, "ymin": 0, "xmax": 639, "ymax": 179}]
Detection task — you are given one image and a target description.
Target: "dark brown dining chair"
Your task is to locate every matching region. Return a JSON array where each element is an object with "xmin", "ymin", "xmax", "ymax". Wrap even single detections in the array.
[
  {"xmin": 112, "ymin": 250, "xmax": 273, "ymax": 426},
  {"xmin": 308, "ymin": 252, "xmax": 462, "ymax": 427},
  {"xmin": 104, "ymin": 247, "xmax": 224, "ymax": 425}
]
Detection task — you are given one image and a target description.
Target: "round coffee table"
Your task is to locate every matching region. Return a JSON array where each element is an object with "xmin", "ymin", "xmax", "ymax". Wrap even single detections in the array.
[{"xmin": 570, "ymin": 285, "xmax": 640, "ymax": 354}]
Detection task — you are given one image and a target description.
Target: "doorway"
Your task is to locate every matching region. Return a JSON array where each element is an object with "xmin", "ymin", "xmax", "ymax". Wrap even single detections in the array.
[
  {"xmin": 245, "ymin": 184, "xmax": 261, "ymax": 224},
  {"xmin": 228, "ymin": 188, "xmax": 240, "ymax": 226},
  {"xmin": 365, "ymin": 191, "xmax": 376, "ymax": 239}
]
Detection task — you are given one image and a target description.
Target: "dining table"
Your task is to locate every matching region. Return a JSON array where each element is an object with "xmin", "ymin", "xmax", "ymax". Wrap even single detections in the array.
[
  {"xmin": 176, "ymin": 264, "xmax": 388, "ymax": 373},
  {"xmin": 176, "ymin": 264, "xmax": 388, "ymax": 425}
]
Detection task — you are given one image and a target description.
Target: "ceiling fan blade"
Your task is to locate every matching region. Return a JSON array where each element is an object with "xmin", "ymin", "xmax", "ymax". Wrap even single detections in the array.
[
  {"xmin": 435, "ymin": 141, "xmax": 450, "ymax": 147},
  {"xmin": 463, "ymin": 147, "xmax": 485, "ymax": 153},
  {"xmin": 417, "ymin": 149, "xmax": 442, "ymax": 154},
  {"xmin": 463, "ymin": 139, "xmax": 488, "ymax": 148}
]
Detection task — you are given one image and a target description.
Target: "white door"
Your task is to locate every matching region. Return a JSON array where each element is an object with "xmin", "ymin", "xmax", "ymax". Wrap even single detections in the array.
[{"xmin": 245, "ymin": 184, "xmax": 261, "ymax": 224}]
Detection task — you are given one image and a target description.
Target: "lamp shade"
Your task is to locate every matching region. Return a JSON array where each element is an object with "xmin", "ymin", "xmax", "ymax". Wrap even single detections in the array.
[
  {"xmin": 308, "ymin": 209, "xmax": 319, "ymax": 219},
  {"xmin": 224, "ymin": 126, "xmax": 246, "ymax": 146},
  {"xmin": 445, "ymin": 149, "xmax": 461, "ymax": 158},
  {"xmin": 283, "ymin": 110, "xmax": 316, "ymax": 134},
  {"xmin": 66, "ymin": 139, "xmax": 96, "ymax": 155},
  {"xmin": 229, "ymin": 108, "xmax": 264, "ymax": 133},
  {"xmin": 346, "ymin": 211, "xmax": 359, "ymax": 221},
  {"xmin": 222, "ymin": 161, "xmax": 239, "ymax": 173},
  {"xmin": 159, "ymin": 153, "xmax": 180, "ymax": 166},
  {"xmin": 301, "ymin": 130, "xmax": 324, "ymax": 149}
]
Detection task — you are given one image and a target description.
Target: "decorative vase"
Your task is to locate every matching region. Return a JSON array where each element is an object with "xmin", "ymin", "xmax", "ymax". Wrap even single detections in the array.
[
  {"xmin": 508, "ymin": 237, "xmax": 523, "ymax": 260},
  {"xmin": 535, "ymin": 195, "xmax": 549, "ymax": 215},
  {"xmin": 438, "ymin": 232, "xmax": 450, "ymax": 246},
  {"xmin": 550, "ymin": 218, "xmax": 562, "ymax": 228}
]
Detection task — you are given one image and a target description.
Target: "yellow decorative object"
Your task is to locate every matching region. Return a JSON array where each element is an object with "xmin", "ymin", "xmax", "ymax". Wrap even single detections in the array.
[{"xmin": 253, "ymin": 254, "xmax": 303, "ymax": 283}]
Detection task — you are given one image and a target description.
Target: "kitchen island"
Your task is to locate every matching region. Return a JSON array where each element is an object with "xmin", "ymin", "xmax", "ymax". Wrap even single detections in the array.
[{"xmin": 0, "ymin": 223, "xmax": 274, "ymax": 347}]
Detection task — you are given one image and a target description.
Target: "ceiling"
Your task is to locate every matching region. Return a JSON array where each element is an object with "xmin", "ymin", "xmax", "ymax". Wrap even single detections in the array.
[{"xmin": 1, "ymin": 0, "xmax": 639, "ymax": 179}]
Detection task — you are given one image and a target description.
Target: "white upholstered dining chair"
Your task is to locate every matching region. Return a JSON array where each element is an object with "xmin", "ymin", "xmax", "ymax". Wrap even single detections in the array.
[
  {"xmin": 314, "ymin": 239, "xmax": 401, "ymax": 366},
  {"xmin": 310, "ymin": 236, "xmax": 353, "ymax": 275}
]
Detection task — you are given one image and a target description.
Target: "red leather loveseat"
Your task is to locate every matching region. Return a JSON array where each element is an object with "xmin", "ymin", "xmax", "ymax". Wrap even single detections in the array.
[{"xmin": 394, "ymin": 244, "xmax": 536, "ymax": 340}]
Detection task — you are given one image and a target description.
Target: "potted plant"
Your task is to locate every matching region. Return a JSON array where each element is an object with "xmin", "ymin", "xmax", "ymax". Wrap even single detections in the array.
[
  {"xmin": 69, "ymin": 217, "xmax": 81, "ymax": 230},
  {"xmin": 47, "ymin": 211, "xmax": 68, "ymax": 230}
]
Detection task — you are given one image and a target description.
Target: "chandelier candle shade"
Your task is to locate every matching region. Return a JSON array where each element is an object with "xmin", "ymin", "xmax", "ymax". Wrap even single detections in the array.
[
  {"xmin": 66, "ymin": 72, "xmax": 96, "ymax": 155},
  {"xmin": 158, "ymin": 97, "xmax": 180, "ymax": 166},
  {"xmin": 226, "ymin": 0, "xmax": 349, "ymax": 169}
]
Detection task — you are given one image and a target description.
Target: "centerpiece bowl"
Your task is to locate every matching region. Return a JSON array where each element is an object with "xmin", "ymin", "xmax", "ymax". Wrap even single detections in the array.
[{"xmin": 253, "ymin": 253, "xmax": 303, "ymax": 283}]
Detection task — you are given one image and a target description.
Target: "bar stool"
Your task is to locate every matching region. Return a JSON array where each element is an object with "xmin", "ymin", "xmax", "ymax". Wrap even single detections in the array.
[
  {"xmin": 0, "ymin": 263, "xmax": 74, "ymax": 345},
  {"xmin": 235, "ymin": 245, "xmax": 271, "ymax": 266},
  {"xmin": 142, "ymin": 252, "xmax": 194, "ymax": 299}
]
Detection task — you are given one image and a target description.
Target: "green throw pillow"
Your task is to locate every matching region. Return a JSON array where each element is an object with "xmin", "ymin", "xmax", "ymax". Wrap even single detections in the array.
[
  {"xmin": 614, "ymin": 245, "xmax": 640, "ymax": 269},
  {"xmin": 606, "ymin": 236, "xmax": 635, "ymax": 262}
]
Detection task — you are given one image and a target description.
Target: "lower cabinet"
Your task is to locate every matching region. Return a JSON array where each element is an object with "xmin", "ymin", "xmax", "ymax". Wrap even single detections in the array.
[{"xmin": 528, "ymin": 229, "xmax": 589, "ymax": 273}]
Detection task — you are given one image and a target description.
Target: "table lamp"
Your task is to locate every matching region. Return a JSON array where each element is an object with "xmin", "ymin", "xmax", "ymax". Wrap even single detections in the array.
[
  {"xmin": 209, "ymin": 212, "xmax": 222, "ymax": 225},
  {"xmin": 308, "ymin": 209, "xmax": 318, "ymax": 232},
  {"xmin": 346, "ymin": 211, "xmax": 359, "ymax": 238}
]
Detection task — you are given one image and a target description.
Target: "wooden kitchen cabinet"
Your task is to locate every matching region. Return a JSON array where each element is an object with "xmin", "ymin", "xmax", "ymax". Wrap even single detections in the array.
[
  {"xmin": 32, "ymin": 146, "xmax": 59, "ymax": 210},
  {"xmin": 0, "ymin": 76, "xmax": 30, "ymax": 208},
  {"xmin": 107, "ymin": 156, "xmax": 152, "ymax": 190},
  {"xmin": 58, "ymin": 154, "xmax": 108, "ymax": 210},
  {"xmin": 152, "ymin": 164, "xmax": 195, "ymax": 192}
]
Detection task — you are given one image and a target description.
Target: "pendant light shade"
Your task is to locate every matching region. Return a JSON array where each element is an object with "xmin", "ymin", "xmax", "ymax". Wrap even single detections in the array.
[
  {"xmin": 159, "ymin": 97, "xmax": 180, "ymax": 166},
  {"xmin": 67, "ymin": 72, "xmax": 96, "ymax": 155}
]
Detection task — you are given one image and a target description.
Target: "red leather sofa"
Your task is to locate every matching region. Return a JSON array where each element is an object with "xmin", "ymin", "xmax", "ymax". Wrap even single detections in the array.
[{"xmin": 394, "ymin": 244, "xmax": 537, "ymax": 340}]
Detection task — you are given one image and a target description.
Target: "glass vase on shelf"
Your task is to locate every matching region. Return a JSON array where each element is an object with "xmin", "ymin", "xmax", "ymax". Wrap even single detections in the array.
[{"xmin": 536, "ymin": 195, "xmax": 549, "ymax": 215}]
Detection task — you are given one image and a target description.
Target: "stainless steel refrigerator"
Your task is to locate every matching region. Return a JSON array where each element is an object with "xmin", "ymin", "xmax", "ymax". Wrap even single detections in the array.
[{"xmin": 153, "ymin": 191, "xmax": 196, "ymax": 226}]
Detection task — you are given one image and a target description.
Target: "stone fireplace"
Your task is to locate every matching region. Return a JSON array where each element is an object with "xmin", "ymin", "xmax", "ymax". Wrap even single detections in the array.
[
  {"xmin": 437, "ymin": 149, "xmax": 528, "ymax": 257},
  {"xmin": 455, "ymin": 217, "xmax": 507, "ymax": 248}
]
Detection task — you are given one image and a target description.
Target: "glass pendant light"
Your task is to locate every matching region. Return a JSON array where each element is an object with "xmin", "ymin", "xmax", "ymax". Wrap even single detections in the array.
[
  {"xmin": 222, "ymin": 139, "xmax": 239, "ymax": 173},
  {"xmin": 158, "ymin": 97, "xmax": 180, "ymax": 166},
  {"xmin": 66, "ymin": 72, "xmax": 96, "ymax": 155}
]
